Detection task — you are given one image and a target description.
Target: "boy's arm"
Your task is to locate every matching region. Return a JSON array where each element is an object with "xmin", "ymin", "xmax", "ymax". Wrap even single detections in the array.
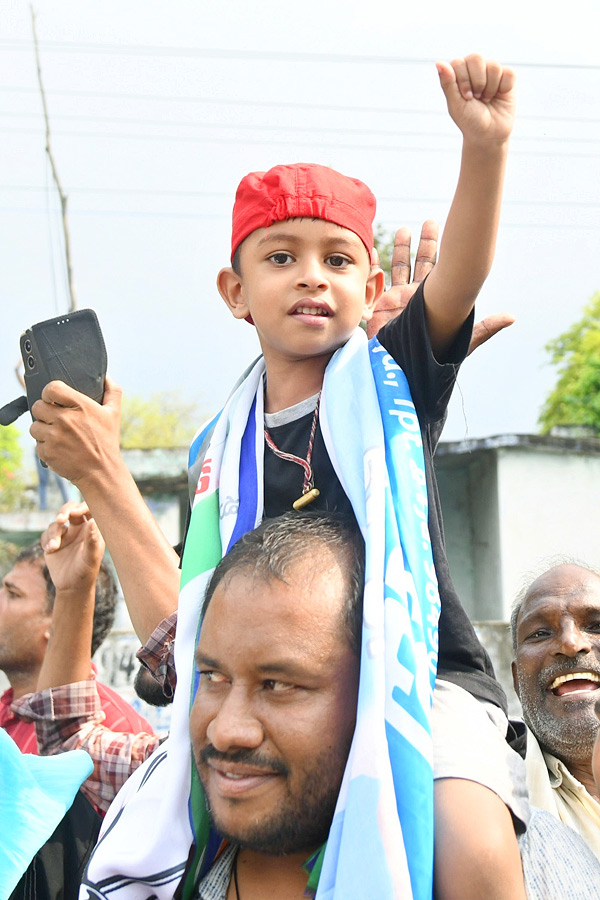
[
  {"xmin": 367, "ymin": 221, "xmax": 515, "ymax": 354},
  {"xmin": 424, "ymin": 54, "xmax": 516, "ymax": 359},
  {"xmin": 30, "ymin": 377, "xmax": 181, "ymax": 644}
]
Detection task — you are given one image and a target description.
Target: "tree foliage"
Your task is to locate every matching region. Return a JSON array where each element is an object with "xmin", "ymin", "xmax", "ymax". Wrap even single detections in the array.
[
  {"xmin": 374, "ymin": 225, "xmax": 395, "ymax": 286},
  {"xmin": 120, "ymin": 393, "xmax": 202, "ymax": 449},
  {"xmin": 539, "ymin": 292, "xmax": 600, "ymax": 434},
  {"xmin": 0, "ymin": 424, "xmax": 28, "ymax": 511}
]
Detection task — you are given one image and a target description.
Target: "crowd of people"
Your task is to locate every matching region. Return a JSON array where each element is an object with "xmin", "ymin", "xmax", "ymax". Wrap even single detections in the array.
[{"xmin": 1, "ymin": 52, "xmax": 598, "ymax": 899}]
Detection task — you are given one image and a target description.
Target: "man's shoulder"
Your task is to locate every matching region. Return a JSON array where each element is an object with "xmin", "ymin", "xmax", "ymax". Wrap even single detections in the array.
[{"xmin": 95, "ymin": 680, "xmax": 154, "ymax": 734}]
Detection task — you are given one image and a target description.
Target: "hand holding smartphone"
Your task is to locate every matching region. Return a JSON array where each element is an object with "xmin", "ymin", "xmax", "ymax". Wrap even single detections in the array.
[{"xmin": 19, "ymin": 309, "xmax": 107, "ymax": 417}]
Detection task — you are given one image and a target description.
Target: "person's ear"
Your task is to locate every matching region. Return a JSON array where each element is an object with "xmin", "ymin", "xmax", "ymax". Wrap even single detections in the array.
[
  {"xmin": 511, "ymin": 660, "xmax": 520, "ymax": 698},
  {"xmin": 361, "ymin": 266, "xmax": 386, "ymax": 323},
  {"xmin": 217, "ymin": 267, "xmax": 250, "ymax": 320}
]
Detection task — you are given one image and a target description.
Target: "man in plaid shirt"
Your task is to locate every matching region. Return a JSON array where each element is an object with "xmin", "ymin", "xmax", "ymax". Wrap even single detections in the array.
[{"xmin": 1, "ymin": 505, "xmax": 159, "ymax": 814}]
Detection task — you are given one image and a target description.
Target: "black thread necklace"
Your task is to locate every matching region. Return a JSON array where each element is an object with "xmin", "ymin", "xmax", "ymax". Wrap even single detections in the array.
[
  {"xmin": 233, "ymin": 853, "xmax": 241, "ymax": 899},
  {"xmin": 264, "ymin": 392, "xmax": 321, "ymax": 510}
]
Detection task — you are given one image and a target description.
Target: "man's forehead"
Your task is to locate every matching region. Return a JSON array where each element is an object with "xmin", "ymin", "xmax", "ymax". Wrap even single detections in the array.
[
  {"xmin": 199, "ymin": 557, "xmax": 348, "ymax": 647},
  {"xmin": 520, "ymin": 564, "xmax": 600, "ymax": 620}
]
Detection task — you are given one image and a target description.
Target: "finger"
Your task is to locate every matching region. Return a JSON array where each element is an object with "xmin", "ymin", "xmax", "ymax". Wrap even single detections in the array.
[
  {"xmin": 497, "ymin": 66, "xmax": 516, "ymax": 98},
  {"xmin": 436, "ymin": 59, "xmax": 463, "ymax": 101},
  {"xmin": 103, "ymin": 375, "xmax": 123, "ymax": 411},
  {"xmin": 412, "ymin": 220, "xmax": 438, "ymax": 283},
  {"xmin": 55, "ymin": 500, "xmax": 90, "ymax": 521},
  {"xmin": 41, "ymin": 380, "xmax": 86, "ymax": 407},
  {"xmin": 479, "ymin": 60, "xmax": 502, "ymax": 104},
  {"xmin": 462, "ymin": 53, "xmax": 487, "ymax": 100},
  {"xmin": 41, "ymin": 520, "xmax": 70, "ymax": 553},
  {"xmin": 468, "ymin": 313, "xmax": 515, "ymax": 356},
  {"xmin": 371, "ymin": 247, "xmax": 380, "ymax": 267},
  {"xmin": 31, "ymin": 398, "xmax": 56, "ymax": 425},
  {"xmin": 390, "ymin": 227, "xmax": 412, "ymax": 286}
]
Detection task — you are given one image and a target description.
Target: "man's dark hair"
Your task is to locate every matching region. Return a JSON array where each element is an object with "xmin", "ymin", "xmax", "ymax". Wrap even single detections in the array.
[
  {"xmin": 202, "ymin": 511, "xmax": 365, "ymax": 656},
  {"xmin": 15, "ymin": 542, "xmax": 117, "ymax": 656}
]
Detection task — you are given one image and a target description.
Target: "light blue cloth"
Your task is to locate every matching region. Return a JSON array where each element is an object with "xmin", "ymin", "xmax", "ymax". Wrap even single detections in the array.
[
  {"xmin": 518, "ymin": 808, "xmax": 600, "ymax": 899},
  {"xmin": 0, "ymin": 728, "xmax": 93, "ymax": 899}
]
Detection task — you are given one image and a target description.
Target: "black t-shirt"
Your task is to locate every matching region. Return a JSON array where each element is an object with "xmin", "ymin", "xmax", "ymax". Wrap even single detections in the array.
[{"xmin": 261, "ymin": 282, "xmax": 506, "ymax": 712}]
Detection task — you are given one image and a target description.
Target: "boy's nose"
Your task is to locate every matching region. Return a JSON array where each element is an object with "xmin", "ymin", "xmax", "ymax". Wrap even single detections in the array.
[{"xmin": 296, "ymin": 258, "xmax": 328, "ymax": 291}]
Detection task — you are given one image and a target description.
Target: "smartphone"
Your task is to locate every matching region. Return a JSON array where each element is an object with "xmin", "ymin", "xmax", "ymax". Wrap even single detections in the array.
[{"xmin": 20, "ymin": 308, "xmax": 107, "ymax": 417}]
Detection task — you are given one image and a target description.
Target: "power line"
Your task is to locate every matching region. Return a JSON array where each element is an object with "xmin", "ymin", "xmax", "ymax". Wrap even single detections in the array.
[
  {"xmin": 1, "ymin": 38, "xmax": 599, "ymax": 70},
  {"xmin": 2, "ymin": 185, "xmax": 600, "ymax": 209},
  {"xmin": 2, "ymin": 85, "xmax": 599, "ymax": 126},
  {"xmin": 2, "ymin": 125, "xmax": 600, "ymax": 159},
  {"xmin": 1, "ymin": 109, "xmax": 598, "ymax": 147},
  {"xmin": 0, "ymin": 205, "xmax": 597, "ymax": 230}
]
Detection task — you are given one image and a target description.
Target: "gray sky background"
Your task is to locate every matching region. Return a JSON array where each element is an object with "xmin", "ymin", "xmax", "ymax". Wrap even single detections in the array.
[{"xmin": 1, "ymin": 0, "xmax": 599, "ymax": 450}]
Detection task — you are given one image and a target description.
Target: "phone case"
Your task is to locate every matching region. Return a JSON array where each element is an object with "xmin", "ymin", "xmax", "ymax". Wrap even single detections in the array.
[{"xmin": 20, "ymin": 308, "xmax": 107, "ymax": 417}]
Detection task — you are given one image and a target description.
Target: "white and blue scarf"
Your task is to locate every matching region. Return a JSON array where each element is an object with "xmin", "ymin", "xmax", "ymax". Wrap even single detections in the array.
[{"xmin": 82, "ymin": 329, "xmax": 440, "ymax": 900}]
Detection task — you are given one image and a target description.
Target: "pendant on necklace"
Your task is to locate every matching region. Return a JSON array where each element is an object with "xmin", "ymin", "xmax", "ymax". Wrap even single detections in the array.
[{"xmin": 293, "ymin": 488, "xmax": 320, "ymax": 510}]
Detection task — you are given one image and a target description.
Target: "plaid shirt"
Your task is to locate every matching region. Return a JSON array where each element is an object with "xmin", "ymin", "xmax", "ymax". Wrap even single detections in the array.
[
  {"xmin": 136, "ymin": 611, "xmax": 178, "ymax": 697},
  {"xmin": 12, "ymin": 678, "xmax": 161, "ymax": 814}
]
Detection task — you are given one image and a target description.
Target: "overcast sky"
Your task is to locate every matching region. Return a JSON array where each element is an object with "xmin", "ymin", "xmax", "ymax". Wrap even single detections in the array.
[{"xmin": 1, "ymin": 0, "xmax": 599, "ymax": 450}]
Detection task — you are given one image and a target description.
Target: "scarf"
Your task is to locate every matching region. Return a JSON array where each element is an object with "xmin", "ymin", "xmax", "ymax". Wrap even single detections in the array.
[{"xmin": 82, "ymin": 329, "xmax": 440, "ymax": 900}]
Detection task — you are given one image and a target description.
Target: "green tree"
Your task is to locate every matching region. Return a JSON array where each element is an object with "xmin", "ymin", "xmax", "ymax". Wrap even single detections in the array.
[
  {"xmin": 0, "ymin": 424, "xmax": 28, "ymax": 511},
  {"xmin": 539, "ymin": 291, "xmax": 600, "ymax": 434},
  {"xmin": 120, "ymin": 393, "xmax": 203, "ymax": 449},
  {"xmin": 374, "ymin": 224, "xmax": 395, "ymax": 286}
]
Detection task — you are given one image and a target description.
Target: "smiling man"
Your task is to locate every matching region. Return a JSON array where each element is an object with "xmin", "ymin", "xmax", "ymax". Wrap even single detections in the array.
[
  {"xmin": 187, "ymin": 512, "xmax": 363, "ymax": 898},
  {"xmin": 511, "ymin": 560, "xmax": 600, "ymax": 859}
]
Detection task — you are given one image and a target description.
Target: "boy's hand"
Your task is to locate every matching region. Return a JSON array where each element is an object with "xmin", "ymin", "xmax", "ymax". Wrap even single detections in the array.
[
  {"xmin": 41, "ymin": 501, "xmax": 105, "ymax": 597},
  {"xmin": 437, "ymin": 54, "xmax": 516, "ymax": 145}
]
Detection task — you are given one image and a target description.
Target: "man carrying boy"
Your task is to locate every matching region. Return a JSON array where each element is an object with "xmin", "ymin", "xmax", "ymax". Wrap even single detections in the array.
[{"xmin": 72, "ymin": 54, "xmax": 528, "ymax": 900}]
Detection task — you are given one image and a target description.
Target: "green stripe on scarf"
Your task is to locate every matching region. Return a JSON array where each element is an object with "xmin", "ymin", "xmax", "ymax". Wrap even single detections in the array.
[
  {"xmin": 180, "ymin": 490, "xmax": 224, "ymax": 898},
  {"xmin": 181, "ymin": 492, "xmax": 222, "ymax": 589}
]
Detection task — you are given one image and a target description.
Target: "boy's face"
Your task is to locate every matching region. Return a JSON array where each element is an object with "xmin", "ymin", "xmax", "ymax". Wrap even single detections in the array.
[{"xmin": 218, "ymin": 218, "xmax": 383, "ymax": 368}]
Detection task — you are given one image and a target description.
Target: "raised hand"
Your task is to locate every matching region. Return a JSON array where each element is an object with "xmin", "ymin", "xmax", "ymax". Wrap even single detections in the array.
[
  {"xmin": 367, "ymin": 220, "xmax": 514, "ymax": 352},
  {"xmin": 31, "ymin": 376, "xmax": 123, "ymax": 487},
  {"xmin": 367, "ymin": 220, "xmax": 438, "ymax": 338},
  {"xmin": 436, "ymin": 54, "xmax": 516, "ymax": 145},
  {"xmin": 41, "ymin": 502, "xmax": 105, "ymax": 598}
]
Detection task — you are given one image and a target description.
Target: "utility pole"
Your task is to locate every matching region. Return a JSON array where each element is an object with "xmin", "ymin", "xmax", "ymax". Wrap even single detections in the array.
[{"xmin": 31, "ymin": 6, "xmax": 77, "ymax": 312}]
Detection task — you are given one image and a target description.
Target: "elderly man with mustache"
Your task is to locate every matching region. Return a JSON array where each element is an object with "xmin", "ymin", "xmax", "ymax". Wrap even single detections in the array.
[{"xmin": 511, "ymin": 560, "xmax": 600, "ymax": 858}]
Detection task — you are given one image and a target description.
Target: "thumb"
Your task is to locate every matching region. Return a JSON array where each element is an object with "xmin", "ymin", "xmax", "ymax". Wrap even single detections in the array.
[{"xmin": 102, "ymin": 375, "xmax": 123, "ymax": 411}]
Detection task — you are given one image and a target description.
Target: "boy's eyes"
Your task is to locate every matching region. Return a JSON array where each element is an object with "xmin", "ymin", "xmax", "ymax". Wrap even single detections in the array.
[
  {"xmin": 326, "ymin": 254, "xmax": 351, "ymax": 268},
  {"xmin": 268, "ymin": 252, "xmax": 294, "ymax": 266},
  {"xmin": 266, "ymin": 252, "xmax": 352, "ymax": 268}
]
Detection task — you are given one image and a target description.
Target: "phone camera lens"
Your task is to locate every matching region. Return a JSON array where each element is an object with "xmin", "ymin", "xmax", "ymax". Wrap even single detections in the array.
[
  {"xmin": 27, "ymin": 356, "xmax": 35, "ymax": 369},
  {"xmin": 24, "ymin": 340, "xmax": 32, "ymax": 353}
]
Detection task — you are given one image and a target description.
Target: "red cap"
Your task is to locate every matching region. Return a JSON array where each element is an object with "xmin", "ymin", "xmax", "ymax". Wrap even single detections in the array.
[{"xmin": 231, "ymin": 163, "xmax": 376, "ymax": 261}]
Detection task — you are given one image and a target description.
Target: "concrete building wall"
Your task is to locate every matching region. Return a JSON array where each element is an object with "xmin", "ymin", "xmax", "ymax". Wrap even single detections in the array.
[
  {"xmin": 496, "ymin": 447, "xmax": 600, "ymax": 617},
  {"xmin": 436, "ymin": 450, "xmax": 502, "ymax": 621}
]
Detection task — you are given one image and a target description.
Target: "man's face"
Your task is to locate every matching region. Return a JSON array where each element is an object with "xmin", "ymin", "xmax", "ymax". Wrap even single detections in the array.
[
  {"xmin": 512, "ymin": 564, "xmax": 600, "ymax": 766},
  {"xmin": 218, "ymin": 217, "xmax": 381, "ymax": 371},
  {"xmin": 189, "ymin": 552, "xmax": 359, "ymax": 856},
  {"xmin": 593, "ymin": 699, "xmax": 600, "ymax": 789},
  {"xmin": 0, "ymin": 560, "xmax": 51, "ymax": 679}
]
